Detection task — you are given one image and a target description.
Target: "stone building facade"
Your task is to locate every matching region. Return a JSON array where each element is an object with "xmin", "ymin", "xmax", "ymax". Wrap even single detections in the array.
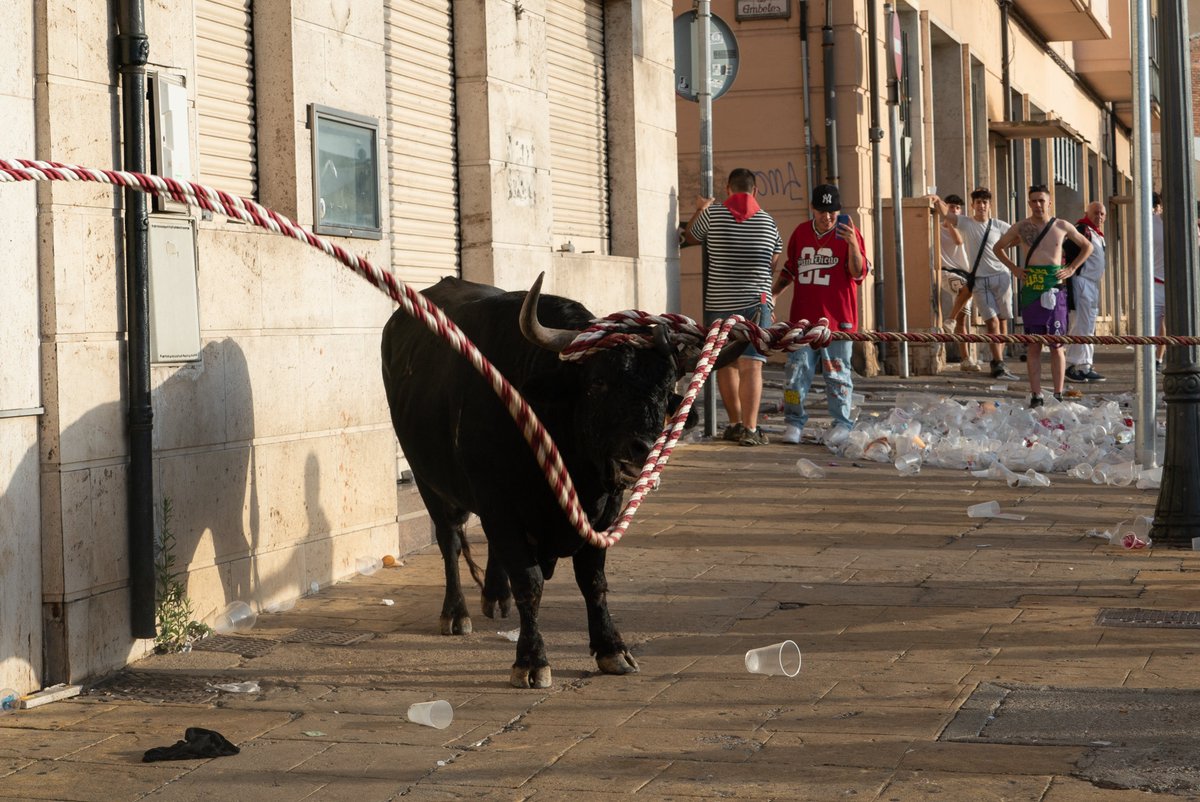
[{"xmin": 0, "ymin": 0, "xmax": 681, "ymax": 691}]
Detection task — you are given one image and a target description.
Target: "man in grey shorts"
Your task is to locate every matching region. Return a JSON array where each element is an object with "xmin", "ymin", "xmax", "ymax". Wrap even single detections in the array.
[{"xmin": 932, "ymin": 188, "xmax": 1018, "ymax": 381}]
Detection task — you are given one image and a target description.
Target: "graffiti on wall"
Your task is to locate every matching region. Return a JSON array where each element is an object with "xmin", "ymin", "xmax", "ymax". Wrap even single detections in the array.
[{"xmin": 752, "ymin": 160, "xmax": 807, "ymax": 202}]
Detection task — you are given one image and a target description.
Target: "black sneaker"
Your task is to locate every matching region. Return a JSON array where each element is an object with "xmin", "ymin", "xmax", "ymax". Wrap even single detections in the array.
[
  {"xmin": 991, "ymin": 361, "xmax": 1018, "ymax": 381},
  {"xmin": 1053, "ymin": 392, "xmax": 1063, "ymax": 403},
  {"xmin": 739, "ymin": 427, "xmax": 769, "ymax": 446},
  {"xmin": 1065, "ymin": 365, "xmax": 1087, "ymax": 383},
  {"xmin": 722, "ymin": 422, "xmax": 746, "ymax": 442},
  {"xmin": 1029, "ymin": 394, "xmax": 1044, "ymax": 409},
  {"xmin": 1083, "ymin": 368, "xmax": 1107, "ymax": 382}
]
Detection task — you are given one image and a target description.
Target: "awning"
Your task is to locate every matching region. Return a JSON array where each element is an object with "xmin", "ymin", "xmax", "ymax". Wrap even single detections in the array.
[{"xmin": 988, "ymin": 117, "xmax": 1089, "ymax": 144}]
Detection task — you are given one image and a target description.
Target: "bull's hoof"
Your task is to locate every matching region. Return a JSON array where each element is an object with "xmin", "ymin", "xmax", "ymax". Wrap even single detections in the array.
[
  {"xmin": 439, "ymin": 613, "xmax": 473, "ymax": 636},
  {"xmin": 481, "ymin": 593, "xmax": 512, "ymax": 620},
  {"xmin": 510, "ymin": 665, "xmax": 553, "ymax": 689},
  {"xmin": 596, "ymin": 650, "xmax": 639, "ymax": 675}
]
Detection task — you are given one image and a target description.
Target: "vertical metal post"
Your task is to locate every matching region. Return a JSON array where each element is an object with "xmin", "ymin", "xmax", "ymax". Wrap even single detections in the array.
[
  {"xmin": 1151, "ymin": 0, "xmax": 1200, "ymax": 548},
  {"xmin": 696, "ymin": 2, "xmax": 718, "ymax": 437},
  {"xmin": 885, "ymin": 3, "xmax": 909, "ymax": 377},
  {"xmin": 822, "ymin": 0, "xmax": 838, "ymax": 182},
  {"xmin": 116, "ymin": 0, "xmax": 157, "ymax": 639},
  {"xmin": 1131, "ymin": 0, "xmax": 1156, "ymax": 468},
  {"xmin": 866, "ymin": 0, "xmax": 887, "ymax": 362}
]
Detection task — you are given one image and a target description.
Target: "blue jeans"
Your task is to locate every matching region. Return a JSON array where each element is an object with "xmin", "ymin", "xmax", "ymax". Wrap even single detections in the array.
[{"xmin": 783, "ymin": 339, "xmax": 855, "ymax": 430}]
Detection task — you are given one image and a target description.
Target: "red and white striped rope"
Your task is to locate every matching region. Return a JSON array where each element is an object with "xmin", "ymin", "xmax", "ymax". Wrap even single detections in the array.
[
  {"xmin": 0, "ymin": 159, "xmax": 614, "ymax": 546},
  {"xmin": 5, "ymin": 160, "xmax": 1196, "ymax": 548}
]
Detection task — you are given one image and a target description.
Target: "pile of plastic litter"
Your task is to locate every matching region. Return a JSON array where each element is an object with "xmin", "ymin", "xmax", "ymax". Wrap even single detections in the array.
[{"xmin": 811, "ymin": 392, "xmax": 1161, "ymax": 488}]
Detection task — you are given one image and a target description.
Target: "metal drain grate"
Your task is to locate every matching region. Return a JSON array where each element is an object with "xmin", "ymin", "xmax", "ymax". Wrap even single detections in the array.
[
  {"xmin": 1096, "ymin": 608, "xmax": 1200, "ymax": 628},
  {"xmin": 87, "ymin": 671, "xmax": 220, "ymax": 704},
  {"xmin": 191, "ymin": 634, "xmax": 279, "ymax": 657},
  {"xmin": 279, "ymin": 629, "xmax": 374, "ymax": 646}
]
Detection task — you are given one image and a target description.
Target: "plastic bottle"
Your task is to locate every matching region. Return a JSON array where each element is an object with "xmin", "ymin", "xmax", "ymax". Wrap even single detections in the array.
[{"xmin": 0, "ymin": 689, "xmax": 19, "ymax": 713}]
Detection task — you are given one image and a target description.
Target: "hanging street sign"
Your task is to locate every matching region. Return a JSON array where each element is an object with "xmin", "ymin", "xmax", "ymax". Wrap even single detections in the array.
[
  {"xmin": 673, "ymin": 12, "xmax": 740, "ymax": 102},
  {"xmin": 891, "ymin": 11, "xmax": 904, "ymax": 82}
]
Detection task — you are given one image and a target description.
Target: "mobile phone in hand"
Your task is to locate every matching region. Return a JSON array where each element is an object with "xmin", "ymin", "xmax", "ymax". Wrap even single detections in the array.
[{"xmin": 836, "ymin": 213, "xmax": 851, "ymax": 229}]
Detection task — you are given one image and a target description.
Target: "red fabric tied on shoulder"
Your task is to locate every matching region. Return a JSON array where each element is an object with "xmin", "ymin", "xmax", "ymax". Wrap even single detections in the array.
[{"xmin": 723, "ymin": 192, "xmax": 762, "ymax": 223}]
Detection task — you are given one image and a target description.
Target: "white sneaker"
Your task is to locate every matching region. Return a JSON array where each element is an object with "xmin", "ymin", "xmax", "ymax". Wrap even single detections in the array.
[{"xmin": 780, "ymin": 424, "xmax": 802, "ymax": 444}]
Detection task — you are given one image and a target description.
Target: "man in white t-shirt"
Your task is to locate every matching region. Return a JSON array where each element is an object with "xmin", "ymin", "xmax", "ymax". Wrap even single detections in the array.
[
  {"xmin": 935, "ymin": 193, "xmax": 979, "ymax": 371},
  {"xmin": 931, "ymin": 188, "xmax": 1017, "ymax": 380}
]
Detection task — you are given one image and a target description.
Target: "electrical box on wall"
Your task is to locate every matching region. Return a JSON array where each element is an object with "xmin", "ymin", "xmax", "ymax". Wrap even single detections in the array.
[{"xmin": 148, "ymin": 217, "xmax": 202, "ymax": 363}]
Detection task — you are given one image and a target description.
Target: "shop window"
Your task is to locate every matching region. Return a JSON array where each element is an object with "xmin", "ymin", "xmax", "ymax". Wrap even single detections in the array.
[{"xmin": 309, "ymin": 104, "xmax": 382, "ymax": 239}]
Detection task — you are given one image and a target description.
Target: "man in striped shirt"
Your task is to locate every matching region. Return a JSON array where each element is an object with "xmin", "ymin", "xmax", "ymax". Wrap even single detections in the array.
[{"xmin": 684, "ymin": 168, "xmax": 784, "ymax": 446}]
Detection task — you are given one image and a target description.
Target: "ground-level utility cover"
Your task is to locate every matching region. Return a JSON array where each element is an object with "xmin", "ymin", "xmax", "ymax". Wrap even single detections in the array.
[{"xmin": 943, "ymin": 682, "xmax": 1200, "ymax": 795}]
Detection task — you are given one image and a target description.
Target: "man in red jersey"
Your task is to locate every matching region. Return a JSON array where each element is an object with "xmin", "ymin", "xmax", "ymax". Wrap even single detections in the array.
[{"xmin": 772, "ymin": 184, "xmax": 869, "ymax": 444}]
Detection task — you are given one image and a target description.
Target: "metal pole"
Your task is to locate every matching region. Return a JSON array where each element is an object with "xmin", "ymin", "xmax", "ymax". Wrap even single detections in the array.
[
  {"xmin": 799, "ymin": 0, "xmax": 816, "ymax": 198},
  {"xmin": 1151, "ymin": 0, "xmax": 1200, "ymax": 548},
  {"xmin": 822, "ymin": 0, "xmax": 838, "ymax": 182},
  {"xmin": 1130, "ymin": 0, "xmax": 1156, "ymax": 468},
  {"xmin": 885, "ymin": 3, "xmax": 909, "ymax": 377},
  {"xmin": 116, "ymin": 0, "xmax": 157, "ymax": 639},
  {"xmin": 696, "ymin": 3, "xmax": 718, "ymax": 437},
  {"xmin": 866, "ymin": 0, "xmax": 887, "ymax": 363}
]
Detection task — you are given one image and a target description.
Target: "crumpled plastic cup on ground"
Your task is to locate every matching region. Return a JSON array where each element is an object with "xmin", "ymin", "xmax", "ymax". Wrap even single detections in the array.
[{"xmin": 795, "ymin": 458, "xmax": 826, "ymax": 479}]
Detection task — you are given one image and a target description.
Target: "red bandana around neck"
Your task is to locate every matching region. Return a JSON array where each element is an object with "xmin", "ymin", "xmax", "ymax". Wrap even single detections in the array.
[
  {"xmin": 1077, "ymin": 216, "xmax": 1104, "ymax": 239},
  {"xmin": 723, "ymin": 193, "xmax": 762, "ymax": 223}
]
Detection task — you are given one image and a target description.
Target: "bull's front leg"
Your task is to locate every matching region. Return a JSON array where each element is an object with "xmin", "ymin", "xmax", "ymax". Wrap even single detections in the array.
[
  {"xmin": 480, "ymin": 553, "xmax": 512, "ymax": 620},
  {"xmin": 505, "ymin": 559, "xmax": 551, "ymax": 689},
  {"xmin": 573, "ymin": 544, "xmax": 638, "ymax": 676}
]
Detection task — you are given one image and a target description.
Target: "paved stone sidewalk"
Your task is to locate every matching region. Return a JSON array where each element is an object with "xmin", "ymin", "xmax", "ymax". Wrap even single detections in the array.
[{"xmin": 1, "ymin": 346, "xmax": 1197, "ymax": 801}]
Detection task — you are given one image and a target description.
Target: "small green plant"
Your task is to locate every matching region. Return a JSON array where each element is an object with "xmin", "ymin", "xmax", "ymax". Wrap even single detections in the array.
[{"xmin": 154, "ymin": 498, "xmax": 212, "ymax": 653}]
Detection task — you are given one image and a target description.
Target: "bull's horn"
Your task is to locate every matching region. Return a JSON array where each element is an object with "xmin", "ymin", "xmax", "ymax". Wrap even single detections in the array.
[{"xmin": 520, "ymin": 273, "xmax": 578, "ymax": 353}]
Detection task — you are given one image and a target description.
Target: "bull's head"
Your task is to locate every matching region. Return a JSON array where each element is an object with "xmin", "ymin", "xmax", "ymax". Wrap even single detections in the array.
[{"xmin": 519, "ymin": 274, "xmax": 683, "ymax": 494}]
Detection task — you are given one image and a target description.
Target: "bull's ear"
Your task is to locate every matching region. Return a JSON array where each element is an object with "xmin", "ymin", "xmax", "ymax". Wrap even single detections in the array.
[{"xmin": 712, "ymin": 341, "xmax": 750, "ymax": 369}]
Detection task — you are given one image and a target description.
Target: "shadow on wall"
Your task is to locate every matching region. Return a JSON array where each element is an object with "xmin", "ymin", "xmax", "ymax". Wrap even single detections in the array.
[
  {"xmin": 152, "ymin": 337, "xmax": 331, "ymax": 625},
  {"xmin": 1, "ymin": 420, "xmax": 42, "ymax": 692}
]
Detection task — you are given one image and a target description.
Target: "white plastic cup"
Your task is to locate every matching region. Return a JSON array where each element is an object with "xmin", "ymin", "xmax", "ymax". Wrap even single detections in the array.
[
  {"xmin": 894, "ymin": 453, "xmax": 921, "ymax": 475},
  {"xmin": 967, "ymin": 501, "xmax": 1000, "ymax": 518},
  {"xmin": 795, "ymin": 458, "xmax": 826, "ymax": 479},
  {"xmin": 744, "ymin": 640, "xmax": 802, "ymax": 677},
  {"xmin": 214, "ymin": 601, "xmax": 257, "ymax": 634},
  {"xmin": 407, "ymin": 700, "xmax": 454, "ymax": 729}
]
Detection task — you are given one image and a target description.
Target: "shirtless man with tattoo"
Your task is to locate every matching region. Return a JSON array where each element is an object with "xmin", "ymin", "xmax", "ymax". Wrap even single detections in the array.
[{"xmin": 991, "ymin": 184, "xmax": 1093, "ymax": 408}]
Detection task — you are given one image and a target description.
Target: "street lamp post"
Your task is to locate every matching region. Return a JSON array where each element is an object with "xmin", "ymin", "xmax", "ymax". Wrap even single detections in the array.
[{"xmin": 1151, "ymin": 0, "xmax": 1200, "ymax": 548}]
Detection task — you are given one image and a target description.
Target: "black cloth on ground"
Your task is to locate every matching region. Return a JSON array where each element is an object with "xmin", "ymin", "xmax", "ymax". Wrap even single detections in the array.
[{"xmin": 142, "ymin": 727, "xmax": 240, "ymax": 762}]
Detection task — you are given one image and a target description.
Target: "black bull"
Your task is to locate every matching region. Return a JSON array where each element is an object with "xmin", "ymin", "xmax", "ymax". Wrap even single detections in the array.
[{"xmin": 381, "ymin": 275, "xmax": 735, "ymax": 688}]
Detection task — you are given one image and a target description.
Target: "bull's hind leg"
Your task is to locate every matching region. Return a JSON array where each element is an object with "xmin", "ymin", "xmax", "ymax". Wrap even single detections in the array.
[
  {"xmin": 573, "ymin": 544, "xmax": 639, "ymax": 675},
  {"xmin": 415, "ymin": 482, "xmax": 474, "ymax": 635}
]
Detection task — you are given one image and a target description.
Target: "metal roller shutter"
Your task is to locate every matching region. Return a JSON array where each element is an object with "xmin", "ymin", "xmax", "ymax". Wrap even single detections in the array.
[
  {"xmin": 195, "ymin": 0, "xmax": 257, "ymax": 199},
  {"xmin": 385, "ymin": 0, "xmax": 459, "ymax": 289},
  {"xmin": 546, "ymin": 0, "xmax": 610, "ymax": 255}
]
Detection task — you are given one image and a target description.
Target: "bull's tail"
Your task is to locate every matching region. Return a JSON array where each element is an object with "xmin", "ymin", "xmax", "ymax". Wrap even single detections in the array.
[{"xmin": 460, "ymin": 534, "xmax": 486, "ymax": 590}]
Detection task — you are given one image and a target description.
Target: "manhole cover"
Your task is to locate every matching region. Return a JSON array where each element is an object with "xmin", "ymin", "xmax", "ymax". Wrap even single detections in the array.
[
  {"xmin": 1096, "ymin": 608, "xmax": 1200, "ymax": 628},
  {"xmin": 279, "ymin": 629, "xmax": 374, "ymax": 646},
  {"xmin": 87, "ymin": 671, "xmax": 220, "ymax": 704},
  {"xmin": 191, "ymin": 634, "xmax": 278, "ymax": 657}
]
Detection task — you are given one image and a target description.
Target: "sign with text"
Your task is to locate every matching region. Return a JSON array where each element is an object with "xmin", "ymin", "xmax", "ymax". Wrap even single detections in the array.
[
  {"xmin": 673, "ymin": 13, "xmax": 741, "ymax": 102},
  {"xmin": 736, "ymin": 0, "xmax": 790, "ymax": 21}
]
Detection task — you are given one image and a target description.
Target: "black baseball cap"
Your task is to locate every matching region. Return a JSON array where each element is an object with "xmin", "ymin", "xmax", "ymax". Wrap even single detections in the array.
[{"xmin": 812, "ymin": 184, "xmax": 841, "ymax": 212}]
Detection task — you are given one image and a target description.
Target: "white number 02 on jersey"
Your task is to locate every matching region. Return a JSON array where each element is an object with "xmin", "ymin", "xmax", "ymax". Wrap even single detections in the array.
[{"xmin": 795, "ymin": 246, "xmax": 835, "ymax": 285}]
